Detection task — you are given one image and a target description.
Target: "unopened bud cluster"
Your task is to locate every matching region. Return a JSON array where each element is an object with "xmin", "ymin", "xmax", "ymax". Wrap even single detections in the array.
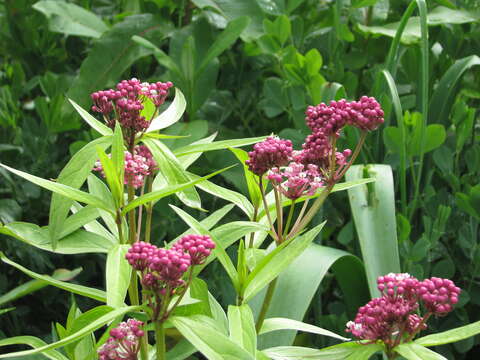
[
  {"xmin": 91, "ymin": 78, "xmax": 173, "ymax": 133},
  {"xmin": 346, "ymin": 273, "xmax": 461, "ymax": 344},
  {"xmin": 94, "ymin": 145, "xmax": 157, "ymax": 189},
  {"xmin": 97, "ymin": 319, "xmax": 144, "ymax": 360},
  {"xmin": 267, "ymin": 162, "xmax": 322, "ymax": 200},
  {"xmin": 246, "ymin": 96, "xmax": 383, "ymax": 187},
  {"xmin": 126, "ymin": 235, "xmax": 215, "ymax": 293}
]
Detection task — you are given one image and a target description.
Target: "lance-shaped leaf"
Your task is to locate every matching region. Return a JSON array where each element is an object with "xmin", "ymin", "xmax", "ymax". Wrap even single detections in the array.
[
  {"xmin": 414, "ymin": 320, "xmax": 480, "ymax": 347},
  {"xmin": 0, "ymin": 252, "xmax": 106, "ymax": 302},
  {"xmin": 106, "ymin": 245, "xmax": 131, "ymax": 308},
  {"xmin": 0, "ymin": 306, "xmax": 141, "ymax": 358},
  {"xmin": 174, "ymin": 136, "xmax": 266, "ymax": 157},
  {"xmin": 68, "ymin": 98, "xmax": 112, "ymax": 135},
  {"xmin": 395, "ymin": 343, "xmax": 447, "ymax": 360},
  {"xmin": 228, "ymin": 304, "xmax": 257, "ymax": 355},
  {"xmin": 0, "ymin": 336, "xmax": 68, "ymax": 360},
  {"xmin": 147, "ymin": 88, "xmax": 187, "ymax": 132}
]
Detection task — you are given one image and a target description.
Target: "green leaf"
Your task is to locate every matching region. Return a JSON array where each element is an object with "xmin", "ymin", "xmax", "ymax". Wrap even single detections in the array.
[
  {"xmin": 272, "ymin": 15, "xmax": 291, "ymax": 45},
  {"xmin": 243, "ymin": 222, "xmax": 325, "ymax": 302},
  {"xmin": 111, "ymin": 122, "xmax": 125, "ymax": 184},
  {"xmin": 67, "ymin": 98, "xmax": 112, "ymax": 135},
  {"xmin": 208, "ymin": 292, "xmax": 229, "ymax": 335},
  {"xmin": 250, "ymin": 244, "xmax": 369, "ymax": 348},
  {"xmin": 174, "ymin": 136, "xmax": 267, "ymax": 157},
  {"xmin": 0, "ymin": 163, "xmax": 113, "ymax": 214},
  {"xmin": 346, "ymin": 165, "xmax": 400, "ymax": 298},
  {"xmin": 143, "ymin": 138, "xmax": 202, "ymax": 209},
  {"xmin": 147, "ymin": 88, "xmax": 187, "ymax": 132},
  {"xmin": 0, "ymin": 306, "xmax": 141, "ymax": 358},
  {"xmin": 33, "ymin": 0, "xmax": 108, "ymax": 38},
  {"xmin": 0, "ymin": 252, "xmax": 106, "ymax": 302},
  {"xmin": 259, "ymin": 318, "xmax": 349, "ymax": 341},
  {"xmin": 96, "ymin": 146, "xmax": 123, "ymax": 207},
  {"xmin": 429, "ymin": 55, "xmax": 480, "ymax": 125},
  {"xmin": 59, "ymin": 204, "xmax": 102, "ymax": 239},
  {"xmin": 230, "ymin": 147, "xmax": 263, "ymax": 210},
  {"xmin": 263, "ymin": 342, "xmax": 383, "ymax": 360},
  {"xmin": 0, "ymin": 336, "xmax": 68, "ymax": 360},
  {"xmin": 410, "ymin": 124, "xmax": 446, "ymax": 155},
  {"xmin": 67, "ymin": 14, "xmax": 168, "ymax": 109},
  {"xmin": 228, "ymin": 304, "xmax": 257, "ymax": 355},
  {"xmin": 415, "ymin": 320, "xmax": 480, "ymax": 347},
  {"xmin": 305, "ymin": 49, "xmax": 322, "ymax": 77},
  {"xmin": 395, "ymin": 343, "xmax": 447, "ymax": 360},
  {"xmin": 106, "ymin": 245, "xmax": 131, "ymax": 308},
  {"xmin": 197, "ymin": 17, "xmax": 250, "ymax": 78},
  {"xmin": 0, "ymin": 222, "xmax": 113, "ymax": 254},
  {"xmin": 178, "ymin": 132, "xmax": 218, "ymax": 169},
  {"xmin": 0, "ymin": 308, "xmax": 14, "ymax": 316},
  {"xmin": 49, "ymin": 135, "xmax": 112, "ymax": 245},
  {"xmin": 122, "ymin": 165, "xmax": 233, "ymax": 214},
  {"xmin": 169, "ymin": 205, "xmax": 239, "ymax": 289},
  {"xmin": 170, "ymin": 315, "xmax": 255, "ymax": 360},
  {"xmin": 0, "ymin": 268, "xmax": 82, "ymax": 307}
]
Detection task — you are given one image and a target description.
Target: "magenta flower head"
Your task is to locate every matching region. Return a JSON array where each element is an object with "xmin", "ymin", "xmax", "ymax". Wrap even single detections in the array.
[
  {"xmin": 149, "ymin": 248, "xmax": 191, "ymax": 287},
  {"xmin": 305, "ymin": 99, "xmax": 351, "ymax": 136},
  {"xmin": 348, "ymin": 96, "xmax": 384, "ymax": 131},
  {"xmin": 417, "ymin": 277, "xmax": 460, "ymax": 316},
  {"xmin": 173, "ymin": 234, "xmax": 216, "ymax": 265},
  {"xmin": 245, "ymin": 136, "xmax": 293, "ymax": 176},
  {"xmin": 97, "ymin": 318, "xmax": 144, "ymax": 360},
  {"xmin": 125, "ymin": 241, "xmax": 158, "ymax": 271}
]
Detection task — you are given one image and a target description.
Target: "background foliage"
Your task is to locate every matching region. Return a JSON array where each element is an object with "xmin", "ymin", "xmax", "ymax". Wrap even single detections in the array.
[{"xmin": 0, "ymin": 0, "xmax": 479, "ymax": 358}]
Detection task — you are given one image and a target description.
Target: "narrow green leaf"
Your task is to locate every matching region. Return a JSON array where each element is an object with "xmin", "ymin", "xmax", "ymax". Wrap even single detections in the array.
[
  {"xmin": 0, "ymin": 306, "xmax": 141, "ymax": 358},
  {"xmin": 106, "ymin": 245, "xmax": 131, "ymax": 308},
  {"xmin": 70, "ymin": 202, "xmax": 116, "ymax": 243},
  {"xmin": 87, "ymin": 174, "xmax": 120, "ymax": 236},
  {"xmin": 59, "ymin": 204, "xmax": 101, "ymax": 239},
  {"xmin": 147, "ymin": 88, "xmax": 187, "ymax": 132},
  {"xmin": 0, "ymin": 336, "xmax": 68, "ymax": 360},
  {"xmin": 111, "ymin": 122, "xmax": 125, "ymax": 184},
  {"xmin": 0, "ymin": 308, "xmax": 14, "ymax": 316},
  {"xmin": 197, "ymin": 17, "xmax": 250, "ymax": 78},
  {"xmin": 0, "ymin": 252, "xmax": 106, "ymax": 302},
  {"xmin": 228, "ymin": 304, "xmax": 257, "ymax": 355},
  {"xmin": 132, "ymin": 35, "xmax": 182, "ymax": 76},
  {"xmin": 0, "ymin": 163, "xmax": 113, "ymax": 214},
  {"xmin": 96, "ymin": 146, "xmax": 123, "ymax": 206},
  {"xmin": 174, "ymin": 136, "xmax": 267, "ymax": 157},
  {"xmin": 122, "ymin": 165, "xmax": 234, "ymax": 214},
  {"xmin": 395, "ymin": 343, "xmax": 447, "ymax": 360},
  {"xmin": 208, "ymin": 292, "xmax": 229, "ymax": 335},
  {"xmin": 346, "ymin": 165, "xmax": 400, "ymax": 298},
  {"xmin": 259, "ymin": 318, "xmax": 349, "ymax": 341},
  {"xmin": 170, "ymin": 315, "xmax": 255, "ymax": 360},
  {"xmin": 169, "ymin": 205, "xmax": 239, "ymax": 289},
  {"xmin": 243, "ymin": 222, "xmax": 325, "ymax": 302},
  {"xmin": 178, "ymin": 132, "xmax": 218, "ymax": 169},
  {"xmin": 415, "ymin": 320, "xmax": 480, "ymax": 347},
  {"xmin": 67, "ymin": 98, "xmax": 112, "ymax": 135}
]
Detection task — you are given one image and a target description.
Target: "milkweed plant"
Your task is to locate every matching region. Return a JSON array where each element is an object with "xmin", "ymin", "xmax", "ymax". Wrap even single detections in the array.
[{"xmin": 0, "ymin": 78, "xmax": 479, "ymax": 360}]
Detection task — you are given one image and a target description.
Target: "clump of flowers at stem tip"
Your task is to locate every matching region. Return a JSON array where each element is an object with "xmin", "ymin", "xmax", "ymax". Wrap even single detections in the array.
[
  {"xmin": 97, "ymin": 318, "xmax": 144, "ymax": 360},
  {"xmin": 93, "ymin": 145, "xmax": 157, "ymax": 189},
  {"xmin": 245, "ymin": 136, "xmax": 293, "ymax": 176},
  {"xmin": 346, "ymin": 273, "xmax": 461, "ymax": 346},
  {"xmin": 91, "ymin": 78, "xmax": 173, "ymax": 134}
]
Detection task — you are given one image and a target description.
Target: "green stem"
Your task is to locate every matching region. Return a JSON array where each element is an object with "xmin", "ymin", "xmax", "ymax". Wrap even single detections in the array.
[
  {"xmin": 144, "ymin": 176, "xmax": 154, "ymax": 243},
  {"xmin": 273, "ymin": 186, "xmax": 283, "ymax": 243},
  {"xmin": 287, "ymin": 198, "xmax": 310, "ymax": 239},
  {"xmin": 283, "ymin": 200, "xmax": 296, "ymax": 238},
  {"xmin": 248, "ymin": 206, "xmax": 259, "ymax": 248},
  {"xmin": 255, "ymin": 278, "xmax": 278, "ymax": 333},
  {"xmin": 259, "ymin": 177, "xmax": 278, "ymax": 242},
  {"xmin": 127, "ymin": 182, "xmax": 136, "ymax": 244},
  {"xmin": 155, "ymin": 321, "xmax": 166, "ymax": 360},
  {"xmin": 116, "ymin": 210, "xmax": 125, "ymax": 244}
]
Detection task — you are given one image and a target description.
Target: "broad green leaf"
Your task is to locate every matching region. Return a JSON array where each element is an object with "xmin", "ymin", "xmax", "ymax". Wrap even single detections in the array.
[
  {"xmin": 228, "ymin": 304, "xmax": 257, "ymax": 355},
  {"xmin": 70, "ymin": 202, "xmax": 116, "ymax": 243},
  {"xmin": 259, "ymin": 318, "xmax": 349, "ymax": 342},
  {"xmin": 59, "ymin": 204, "xmax": 101, "ymax": 239},
  {"xmin": 0, "ymin": 268, "xmax": 82, "ymax": 307},
  {"xmin": 106, "ymin": 245, "xmax": 131, "ymax": 308},
  {"xmin": 188, "ymin": 172, "xmax": 254, "ymax": 217},
  {"xmin": 410, "ymin": 124, "xmax": 446, "ymax": 155},
  {"xmin": 263, "ymin": 342, "xmax": 383, "ymax": 360},
  {"xmin": 33, "ymin": 0, "xmax": 108, "ymax": 38},
  {"xmin": 1, "ymin": 222, "xmax": 113, "ymax": 254},
  {"xmin": 172, "ymin": 278, "xmax": 211, "ymax": 317},
  {"xmin": 0, "ymin": 252, "xmax": 106, "ymax": 302},
  {"xmin": 169, "ymin": 205, "xmax": 239, "ymax": 289},
  {"xmin": 197, "ymin": 17, "xmax": 250, "ymax": 78},
  {"xmin": 0, "ymin": 336, "xmax": 68, "ymax": 360},
  {"xmin": 122, "ymin": 165, "xmax": 233, "ymax": 214},
  {"xmin": 250, "ymin": 244, "xmax": 368, "ymax": 348},
  {"xmin": 0, "ymin": 306, "xmax": 141, "ymax": 358},
  {"xmin": 395, "ymin": 343, "xmax": 447, "ymax": 360},
  {"xmin": 243, "ymin": 222, "xmax": 325, "ymax": 302},
  {"xmin": 174, "ymin": 136, "xmax": 267, "ymax": 157},
  {"xmin": 87, "ymin": 174, "xmax": 120, "ymax": 236},
  {"xmin": 415, "ymin": 320, "xmax": 480, "ymax": 346},
  {"xmin": 68, "ymin": 99, "xmax": 112, "ymax": 136},
  {"xmin": 170, "ymin": 315, "xmax": 255, "ymax": 360},
  {"xmin": 429, "ymin": 55, "xmax": 480, "ymax": 125},
  {"xmin": 143, "ymin": 137, "xmax": 202, "ymax": 209},
  {"xmin": 346, "ymin": 165, "xmax": 400, "ymax": 298},
  {"xmin": 147, "ymin": 88, "xmax": 187, "ymax": 132},
  {"xmin": 49, "ymin": 135, "xmax": 112, "ymax": 245},
  {"xmin": 164, "ymin": 338, "xmax": 197, "ymax": 360},
  {"xmin": 208, "ymin": 292, "xmax": 229, "ymax": 335},
  {"xmin": 96, "ymin": 146, "xmax": 123, "ymax": 207},
  {"xmin": 0, "ymin": 163, "xmax": 113, "ymax": 214}
]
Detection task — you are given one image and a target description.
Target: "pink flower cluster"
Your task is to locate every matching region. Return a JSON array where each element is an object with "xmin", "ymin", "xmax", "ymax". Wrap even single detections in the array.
[
  {"xmin": 91, "ymin": 78, "xmax": 173, "ymax": 133},
  {"xmin": 346, "ymin": 273, "xmax": 461, "ymax": 343},
  {"xmin": 305, "ymin": 96, "xmax": 384, "ymax": 135},
  {"xmin": 97, "ymin": 319, "xmax": 144, "ymax": 360},
  {"xmin": 125, "ymin": 235, "xmax": 216, "ymax": 291},
  {"xmin": 93, "ymin": 145, "xmax": 157, "ymax": 189},
  {"xmin": 267, "ymin": 162, "xmax": 323, "ymax": 200},
  {"xmin": 245, "ymin": 136, "xmax": 293, "ymax": 176}
]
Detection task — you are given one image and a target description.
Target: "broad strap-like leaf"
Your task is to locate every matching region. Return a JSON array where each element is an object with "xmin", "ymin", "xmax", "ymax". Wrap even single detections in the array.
[
  {"xmin": 395, "ymin": 343, "xmax": 447, "ymax": 360},
  {"xmin": 414, "ymin": 320, "xmax": 480, "ymax": 347},
  {"xmin": 228, "ymin": 304, "xmax": 257, "ymax": 355},
  {"xmin": 147, "ymin": 88, "xmax": 187, "ymax": 132},
  {"xmin": 259, "ymin": 318, "xmax": 350, "ymax": 341},
  {"xmin": 106, "ymin": 245, "xmax": 131, "ymax": 308}
]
